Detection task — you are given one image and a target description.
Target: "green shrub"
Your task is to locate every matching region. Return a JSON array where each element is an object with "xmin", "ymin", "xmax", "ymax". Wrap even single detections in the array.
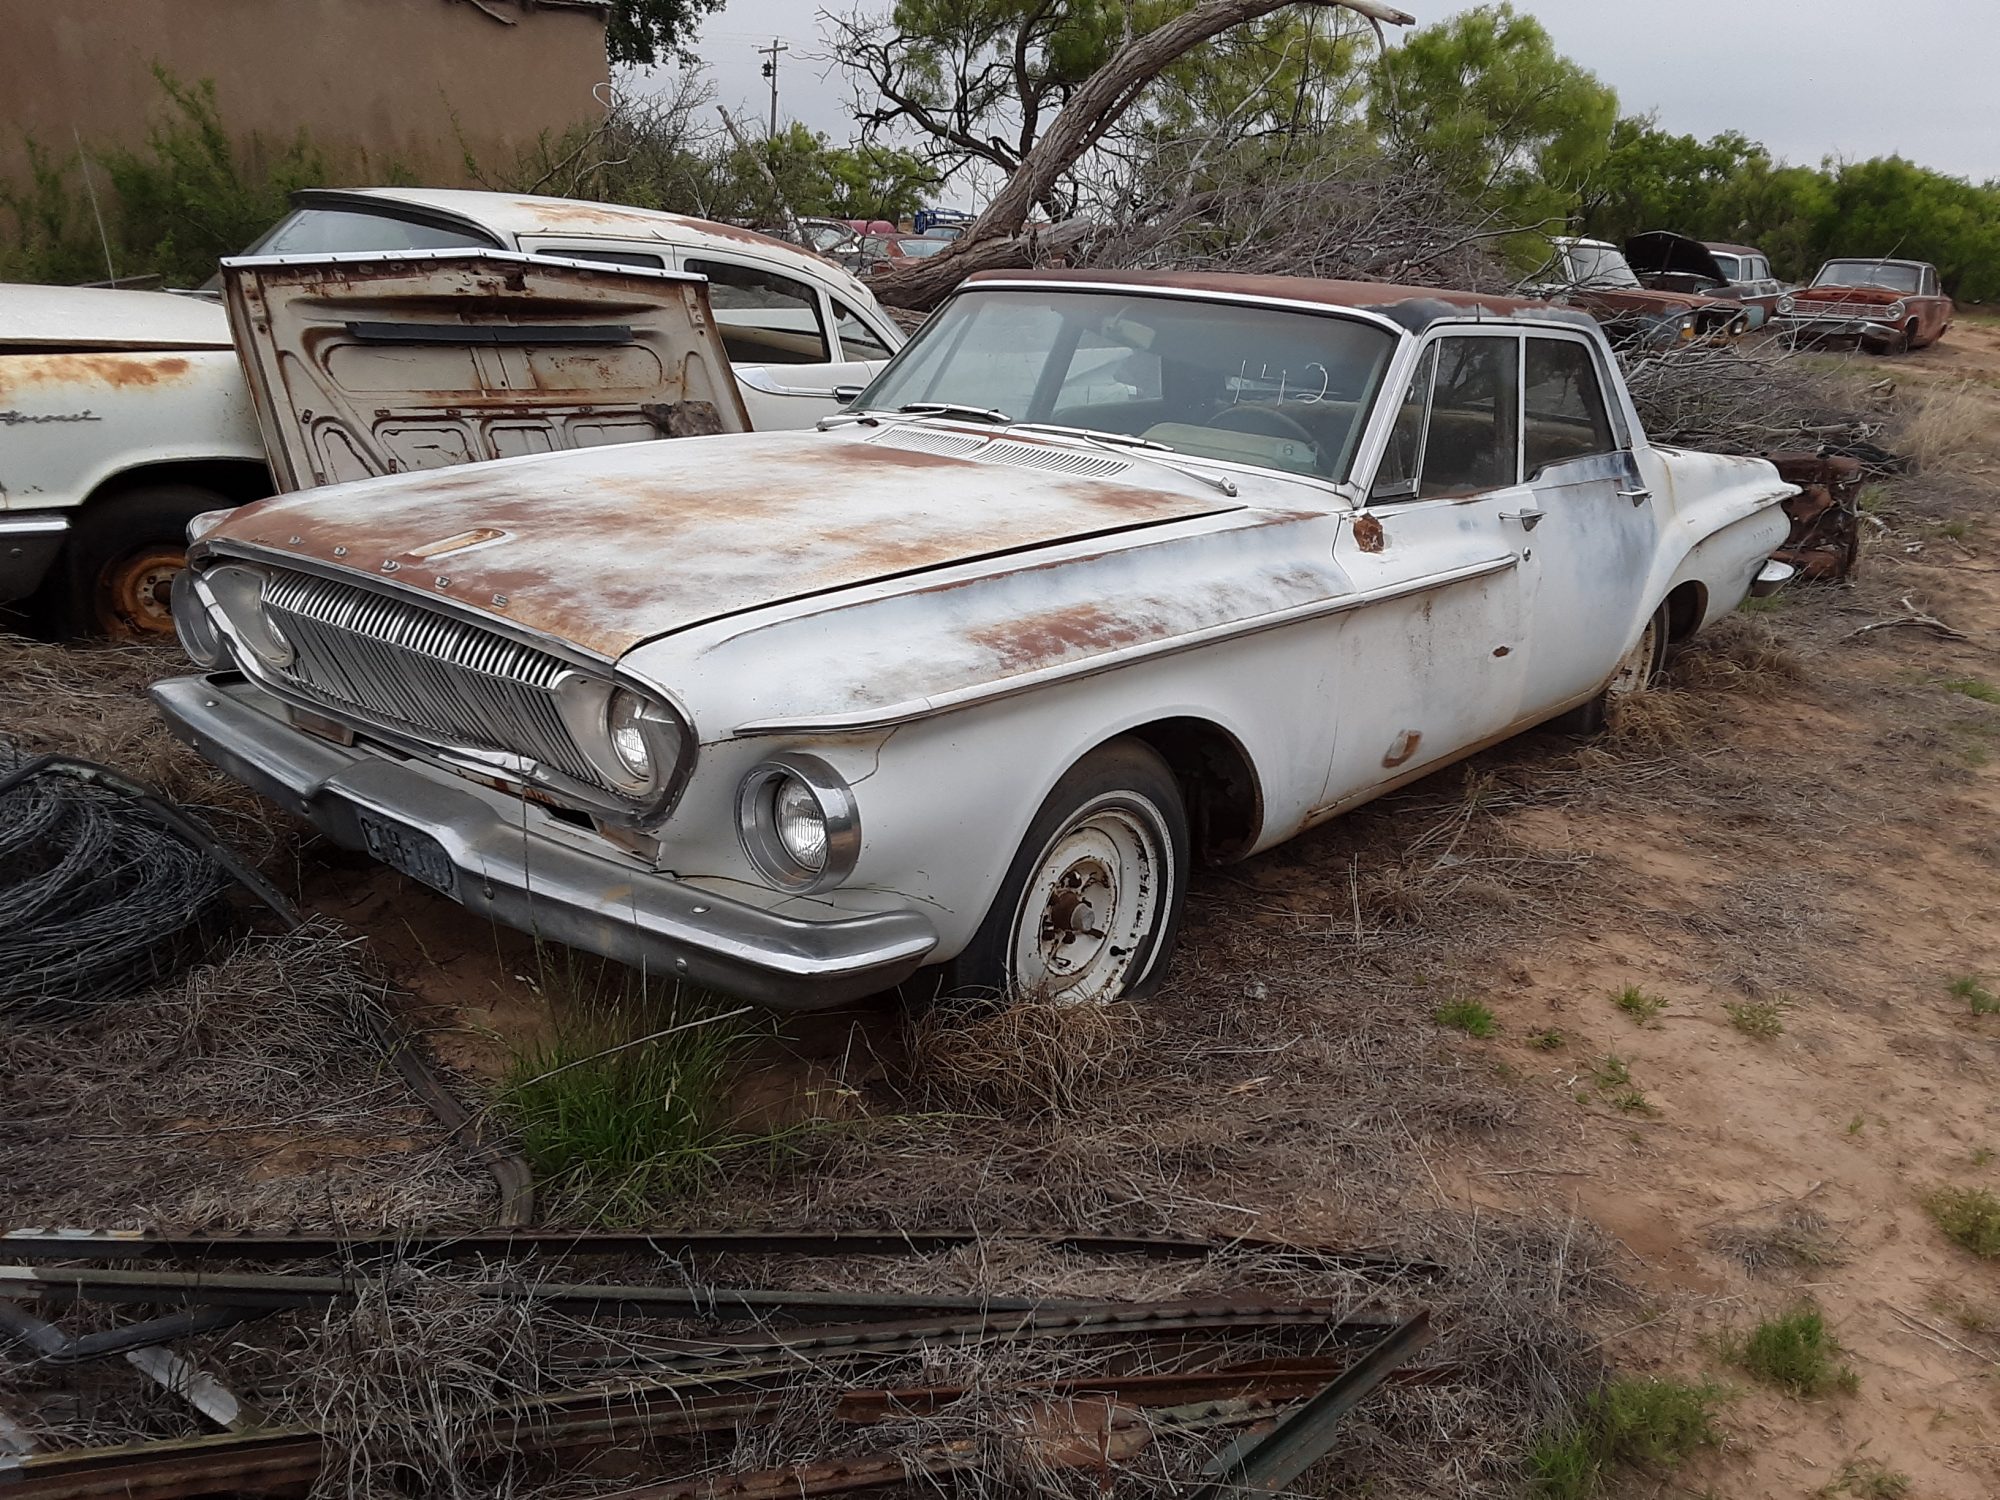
[
  {"xmin": 1924, "ymin": 1185, "xmax": 2000, "ymax": 1257},
  {"xmin": 1724, "ymin": 1304, "xmax": 1858, "ymax": 1397},
  {"xmin": 1528, "ymin": 1375, "xmax": 1727, "ymax": 1498},
  {"xmin": 1435, "ymin": 998, "xmax": 1497, "ymax": 1037}
]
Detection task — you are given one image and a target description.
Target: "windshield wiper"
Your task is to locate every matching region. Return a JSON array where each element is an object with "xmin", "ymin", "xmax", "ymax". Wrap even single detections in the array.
[
  {"xmin": 1011, "ymin": 423, "xmax": 1239, "ymax": 498},
  {"xmin": 894, "ymin": 401, "xmax": 1013, "ymax": 424}
]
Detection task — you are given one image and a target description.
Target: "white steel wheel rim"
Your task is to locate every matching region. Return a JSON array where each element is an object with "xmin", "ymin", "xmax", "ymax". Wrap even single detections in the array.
[
  {"xmin": 1606, "ymin": 616, "xmax": 1660, "ymax": 698},
  {"xmin": 1007, "ymin": 794, "xmax": 1170, "ymax": 1006}
]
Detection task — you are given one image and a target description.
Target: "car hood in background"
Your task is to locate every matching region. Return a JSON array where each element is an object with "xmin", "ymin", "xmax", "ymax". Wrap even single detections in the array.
[
  {"xmin": 1625, "ymin": 232, "xmax": 1728, "ymax": 285},
  {"xmin": 0, "ymin": 283, "xmax": 233, "ymax": 350},
  {"xmin": 199, "ymin": 426, "xmax": 1246, "ymax": 658},
  {"xmin": 220, "ymin": 249, "xmax": 752, "ymax": 492}
]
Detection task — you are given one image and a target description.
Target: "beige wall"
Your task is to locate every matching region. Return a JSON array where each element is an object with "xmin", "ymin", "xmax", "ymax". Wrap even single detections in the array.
[{"xmin": 2, "ymin": 0, "xmax": 610, "ymax": 188}]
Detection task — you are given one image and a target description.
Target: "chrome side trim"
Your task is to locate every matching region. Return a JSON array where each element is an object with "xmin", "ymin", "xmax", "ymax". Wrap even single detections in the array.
[{"xmin": 733, "ymin": 553, "xmax": 1521, "ymax": 736}]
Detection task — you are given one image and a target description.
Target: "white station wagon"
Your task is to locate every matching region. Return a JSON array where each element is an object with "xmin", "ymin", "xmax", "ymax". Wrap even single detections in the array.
[{"xmin": 155, "ymin": 270, "xmax": 1796, "ymax": 1008}]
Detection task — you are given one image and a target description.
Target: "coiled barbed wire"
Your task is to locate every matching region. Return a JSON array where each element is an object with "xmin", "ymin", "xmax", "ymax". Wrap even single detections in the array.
[{"xmin": 0, "ymin": 740, "xmax": 233, "ymax": 1019}]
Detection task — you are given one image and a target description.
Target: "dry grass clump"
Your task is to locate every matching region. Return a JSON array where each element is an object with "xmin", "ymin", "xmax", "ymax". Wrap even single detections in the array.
[
  {"xmin": 1604, "ymin": 686, "xmax": 1709, "ymax": 751},
  {"xmin": 906, "ymin": 997, "xmax": 1140, "ymax": 1115},
  {"xmin": 1897, "ymin": 381, "xmax": 1991, "ymax": 474},
  {"xmin": 1669, "ymin": 617, "xmax": 1806, "ymax": 694},
  {"xmin": 1, "ymin": 918, "xmax": 492, "ymax": 1229},
  {"xmin": 1711, "ymin": 1207, "xmax": 1844, "ymax": 1277},
  {"xmin": 0, "ymin": 630, "xmax": 296, "ymax": 861}
]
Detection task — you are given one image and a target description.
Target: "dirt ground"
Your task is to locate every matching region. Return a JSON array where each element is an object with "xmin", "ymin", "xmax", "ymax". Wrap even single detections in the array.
[{"xmin": 6, "ymin": 321, "xmax": 2000, "ymax": 1495}]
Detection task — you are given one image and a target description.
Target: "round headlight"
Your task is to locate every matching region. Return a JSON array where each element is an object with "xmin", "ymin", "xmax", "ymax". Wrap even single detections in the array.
[
  {"xmin": 1887, "ymin": 299, "xmax": 1907, "ymax": 319},
  {"xmin": 773, "ymin": 776, "xmax": 829, "ymax": 872},
  {"xmin": 204, "ymin": 563, "xmax": 293, "ymax": 669},
  {"xmin": 170, "ymin": 569, "xmax": 225, "ymax": 669},
  {"xmin": 606, "ymin": 689, "xmax": 652, "ymax": 780},
  {"xmin": 1777, "ymin": 293, "xmax": 1795, "ymax": 315},
  {"xmin": 737, "ymin": 754, "xmax": 860, "ymax": 892}
]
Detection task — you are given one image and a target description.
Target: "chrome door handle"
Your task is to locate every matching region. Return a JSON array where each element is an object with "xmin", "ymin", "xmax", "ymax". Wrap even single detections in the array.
[
  {"xmin": 1501, "ymin": 508, "xmax": 1543, "ymax": 531},
  {"xmin": 1619, "ymin": 487, "xmax": 1652, "ymax": 506}
]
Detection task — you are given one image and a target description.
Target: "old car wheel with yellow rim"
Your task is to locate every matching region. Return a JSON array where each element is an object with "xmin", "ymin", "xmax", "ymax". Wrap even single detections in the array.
[
  {"xmin": 67, "ymin": 484, "xmax": 232, "ymax": 638},
  {"xmin": 945, "ymin": 739, "xmax": 1189, "ymax": 1006}
]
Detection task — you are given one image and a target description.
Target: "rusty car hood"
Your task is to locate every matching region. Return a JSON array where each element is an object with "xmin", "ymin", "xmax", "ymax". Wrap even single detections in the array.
[
  {"xmin": 200, "ymin": 426, "xmax": 1247, "ymax": 658},
  {"xmin": 1794, "ymin": 284, "xmax": 1904, "ymax": 305},
  {"xmin": 221, "ymin": 249, "xmax": 750, "ymax": 493},
  {"xmin": 1571, "ymin": 285, "xmax": 1724, "ymax": 314}
]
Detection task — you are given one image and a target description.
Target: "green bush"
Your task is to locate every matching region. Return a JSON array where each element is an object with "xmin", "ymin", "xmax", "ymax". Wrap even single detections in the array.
[
  {"xmin": 1924, "ymin": 1185, "xmax": 2000, "ymax": 1257},
  {"xmin": 1528, "ymin": 1375, "xmax": 1727, "ymax": 1498},
  {"xmin": 1724, "ymin": 1304, "xmax": 1858, "ymax": 1397}
]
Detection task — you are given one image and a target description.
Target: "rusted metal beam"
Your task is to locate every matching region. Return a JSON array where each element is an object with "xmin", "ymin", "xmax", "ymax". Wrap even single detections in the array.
[
  {"xmin": 0, "ymin": 1227, "xmax": 1436, "ymax": 1277},
  {"xmin": 1185, "ymin": 1310, "xmax": 1433, "ymax": 1497},
  {"xmin": 0, "ymin": 1300, "xmax": 264, "ymax": 1365}
]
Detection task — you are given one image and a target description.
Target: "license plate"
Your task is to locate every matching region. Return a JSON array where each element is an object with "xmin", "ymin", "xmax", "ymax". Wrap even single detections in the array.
[{"xmin": 357, "ymin": 813, "xmax": 457, "ymax": 896}]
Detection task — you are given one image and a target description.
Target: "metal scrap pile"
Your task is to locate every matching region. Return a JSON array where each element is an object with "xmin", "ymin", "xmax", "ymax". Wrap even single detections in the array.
[
  {"xmin": 0, "ymin": 1228, "xmax": 1444, "ymax": 1499},
  {"xmin": 0, "ymin": 746, "xmax": 232, "ymax": 1019}
]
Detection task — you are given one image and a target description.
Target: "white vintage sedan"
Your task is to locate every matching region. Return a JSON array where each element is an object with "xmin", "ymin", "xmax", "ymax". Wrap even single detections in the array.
[{"xmin": 154, "ymin": 270, "xmax": 1796, "ymax": 1008}]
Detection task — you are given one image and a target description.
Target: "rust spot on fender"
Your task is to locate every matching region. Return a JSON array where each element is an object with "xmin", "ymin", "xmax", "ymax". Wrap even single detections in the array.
[
  {"xmin": 0, "ymin": 351, "xmax": 197, "ymax": 399},
  {"xmin": 1353, "ymin": 514, "xmax": 1385, "ymax": 552},
  {"xmin": 965, "ymin": 602, "xmax": 1152, "ymax": 674}
]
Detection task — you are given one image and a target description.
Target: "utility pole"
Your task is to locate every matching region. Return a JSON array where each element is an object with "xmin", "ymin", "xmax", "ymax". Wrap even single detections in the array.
[{"xmin": 756, "ymin": 38, "xmax": 789, "ymax": 139}]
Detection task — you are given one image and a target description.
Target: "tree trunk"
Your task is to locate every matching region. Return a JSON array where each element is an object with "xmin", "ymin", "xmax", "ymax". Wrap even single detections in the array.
[{"xmin": 868, "ymin": 0, "xmax": 1415, "ymax": 310}]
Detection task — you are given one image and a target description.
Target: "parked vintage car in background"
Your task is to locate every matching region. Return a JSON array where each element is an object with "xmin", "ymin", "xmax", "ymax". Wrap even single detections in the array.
[
  {"xmin": 1625, "ymin": 232, "xmax": 1783, "ymax": 328},
  {"xmin": 0, "ymin": 189, "xmax": 903, "ymax": 635},
  {"xmin": 1776, "ymin": 258, "xmax": 1953, "ymax": 353},
  {"xmin": 1533, "ymin": 236, "xmax": 1749, "ymax": 346},
  {"xmin": 156, "ymin": 269, "xmax": 1797, "ymax": 1010}
]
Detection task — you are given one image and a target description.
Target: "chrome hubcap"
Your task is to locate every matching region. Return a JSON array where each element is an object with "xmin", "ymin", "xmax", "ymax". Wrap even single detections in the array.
[{"xmin": 1009, "ymin": 797, "xmax": 1168, "ymax": 1005}]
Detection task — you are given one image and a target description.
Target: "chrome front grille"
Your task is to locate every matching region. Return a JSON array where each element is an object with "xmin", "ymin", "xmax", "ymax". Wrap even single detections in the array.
[
  {"xmin": 259, "ymin": 568, "xmax": 607, "ymax": 789},
  {"xmin": 1791, "ymin": 300, "xmax": 1892, "ymax": 321}
]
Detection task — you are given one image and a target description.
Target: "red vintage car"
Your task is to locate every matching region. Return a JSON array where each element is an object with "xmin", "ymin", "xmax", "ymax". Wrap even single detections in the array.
[{"xmin": 1776, "ymin": 258, "xmax": 1953, "ymax": 354}]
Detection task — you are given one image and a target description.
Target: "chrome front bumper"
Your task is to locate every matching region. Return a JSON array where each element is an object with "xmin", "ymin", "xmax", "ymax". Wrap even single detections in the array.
[{"xmin": 151, "ymin": 675, "xmax": 939, "ymax": 1009}]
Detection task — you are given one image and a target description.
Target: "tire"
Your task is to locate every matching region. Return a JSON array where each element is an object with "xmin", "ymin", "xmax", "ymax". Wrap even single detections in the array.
[
  {"xmin": 60, "ymin": 485, "xmax": 229, "ymax": 639},
  {"xmin": 1552, "ymin": 601, "xmax": 1671, "ymax": 735},
  {"xmin": 941, "ymin": 739, "xmax": 1190, "ymax": 1007}
]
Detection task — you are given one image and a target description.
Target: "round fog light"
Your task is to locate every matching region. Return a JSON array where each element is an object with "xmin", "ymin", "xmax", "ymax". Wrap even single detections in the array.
[
  {"xmin": 737, "ymin": 754, "xmax": 861, "ymax": 893},
  {"xmin": 773, "ymin": 776, "xmax": 829, "ymax": 872}
]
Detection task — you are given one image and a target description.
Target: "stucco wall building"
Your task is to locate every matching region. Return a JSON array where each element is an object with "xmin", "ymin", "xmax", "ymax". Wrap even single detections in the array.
[{"xmin": 2, "ymin": 0, "xmax": 611, "ymax": 189}]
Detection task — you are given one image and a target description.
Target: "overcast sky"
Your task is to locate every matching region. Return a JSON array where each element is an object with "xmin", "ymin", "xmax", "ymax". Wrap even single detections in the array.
[{"xmin": 633, "ymin": 0, "xmax": 1996, "ymax": 192}]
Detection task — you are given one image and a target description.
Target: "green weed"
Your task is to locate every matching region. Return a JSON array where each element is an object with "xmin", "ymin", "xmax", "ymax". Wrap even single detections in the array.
[
  {"xmin": 1527, "ymin": 1028, "xmax": 1568, "ymax": 1051},
  {"xmin": 1527, "ymin": 1375, "xmax": 1727, "ymax": 1498},
  {"xmin": 1723, "ymin": 1304, "xmax": 1858, "ymax": 1397},
  {"xmin": 1846, "ymin": 1114, "xmax": 1866, "ymax": 1136},
  {"xmin": 500, "ymin": 976, "xmax": 756, "ymax": 1220},
  {"xmin": 1724, "ymin": 998, "xmax": 1786, "ymax": 1038},
  {"xmin": 1943, "ymin": 677, "xmax": 2000, "ymax": 705},
  {"xmin": 1613, "ymin": 985, "xmax": 1667, "ymax": 1025},
  {"xmin": 1738, "ymin": 594, "xmax": 1787, "ymax": 615},
  {"xmin": 1948, "ymin": 975, "xmax": 2000, "ymax": 1014},
  {"xmin": 1923, "ymin": 1186, "xmax": 2000, "ymax": 1257},
  {"xmin": 1435, "ymin": 998, "xmax": 1497, "ymax": 1037},
  {"xmin": 1818, "ymin": 1458, "xmax": 1912, "ymax": 1498}
]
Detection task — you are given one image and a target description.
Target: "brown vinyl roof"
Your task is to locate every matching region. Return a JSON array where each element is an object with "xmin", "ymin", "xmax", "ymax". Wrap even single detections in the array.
[{"xmin": 964, "ymin": 267, "xmax": 1599, "ymax": 334}]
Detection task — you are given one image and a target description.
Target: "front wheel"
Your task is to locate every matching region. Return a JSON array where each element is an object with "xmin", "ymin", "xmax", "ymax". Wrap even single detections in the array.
[
  {"xmin": 942, "ymin": 739, "xmax": 1190, "ymax": 1006},
  {"xmin": 1553, "ymin": 601, "xmax": 1670, "ymax": 735},
  {"xmin": 60, "ymin": 485, "xmax": 231, "ymax": 638}
]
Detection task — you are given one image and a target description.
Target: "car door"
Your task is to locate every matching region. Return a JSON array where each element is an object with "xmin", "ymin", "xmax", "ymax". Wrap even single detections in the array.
[
  {"xmin": 678, "ymin": 254, "xmax": 894, "ymax": 429},
  {"xmin": 1318, "ymin": 331, "xmax": 1532, "ymax": 809},
  {"xmin": 220, "ymin": 249, "xmax": 750, "ymax": 491},
  {"xmin": 1511, "ymin": 332, "xmax": 1663, "ymax": 712}
]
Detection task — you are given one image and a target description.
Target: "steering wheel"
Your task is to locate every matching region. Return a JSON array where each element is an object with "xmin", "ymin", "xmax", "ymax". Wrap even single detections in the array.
[{"xmin": 1206, "ymin": 402, "xmax": 1323, "ymax": 460}]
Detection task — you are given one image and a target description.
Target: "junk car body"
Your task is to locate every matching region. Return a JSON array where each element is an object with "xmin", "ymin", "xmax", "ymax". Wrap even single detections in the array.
[
  {"xmin": 1534, "ymin": 237, "xmax": 1748, "ymax": 346},
  {"xmin": 155, "ymin": 270, "xmax": 1796, "ymax": 1010},
  {"xmin": 0, "ymin": 190, "xmax": 901, "ymax": 635},
  {"xmin": 1624, "ymin": 233, "xmax": 1783, "ymax": 329},
  {"xmin": 1776, "ymin": 259, "xmax": 1952, "ymax": 353}
]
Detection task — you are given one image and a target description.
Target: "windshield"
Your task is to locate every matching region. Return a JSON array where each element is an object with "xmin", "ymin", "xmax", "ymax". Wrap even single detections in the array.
[
  {"xmin": 894, "ymin": 236, "xmax": 953, "ymax": 258},
  {"xmin": 853, "ymin": 288, "xmax": 1397, "ymax": 481},
  {"xmin": 1564, "ymin": 244, "xmax": 1640, "ymax": 289},
  {"xmin": 1815, "ymin": 261, "xmax": 1921, "ymax": 293},
  {"xmin": 238, "ymin": 206, "xmax": 503, "ymax": 258}
]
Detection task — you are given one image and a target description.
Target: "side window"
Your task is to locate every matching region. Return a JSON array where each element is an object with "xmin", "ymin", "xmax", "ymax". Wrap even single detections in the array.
[
  {"xmin": 1370, "ymin": 345, "xmax": 1438, "ymax": 502},
  {"xmin": 832, "ymin": 298, "xmax": 894, "ymax": 361},
  {"xmin": 533, "ymin": 246, "xmax": 667, "ymax": 269},
  {"xmin": 684, "ymin": 257, "xmax": 830, "ymax": 365},
  {"xmin": 1417, "ymin": 337, "xmax": 1518, "ymax": 500},
  {"xmin": 1523, "ymin": 338, "xmax": 1617, "ymax": 478}
]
